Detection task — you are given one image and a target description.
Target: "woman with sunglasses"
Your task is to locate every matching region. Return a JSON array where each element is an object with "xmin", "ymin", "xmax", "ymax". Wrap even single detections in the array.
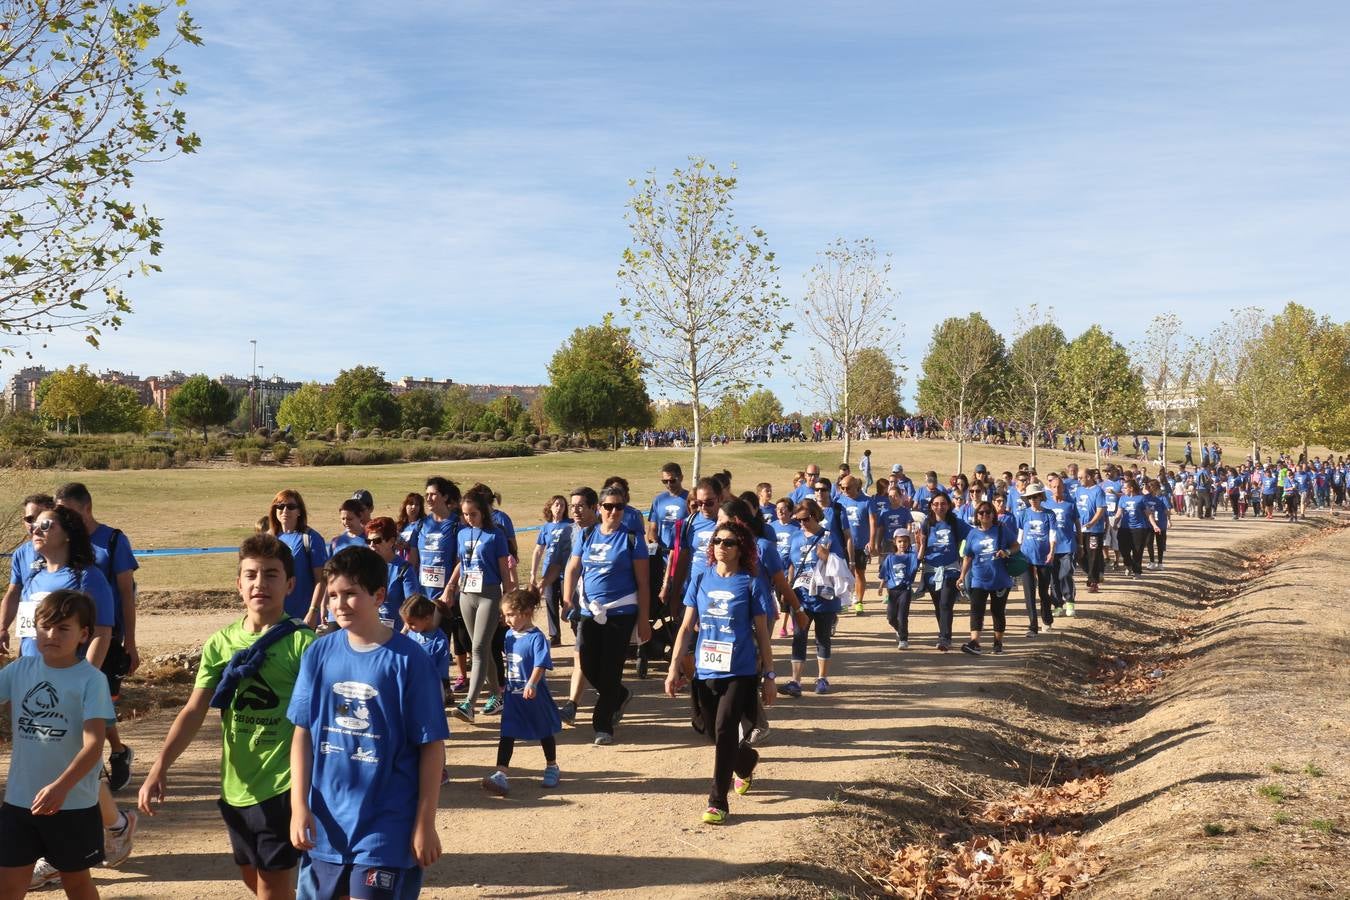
[
  {"xmin": 563, "ymin": 486, "xmax": 652, "ymax": 745},
  {"xmin": 18, "ymin": 507, "xmax": 116, "ymax": 664},
  {"xmin": 783, "ymin": 499, "xmax": 846, "ymax": 695},
  {"xmin": 365, "ymin": 516, "xmax": 420, "ymax": 628},
  {"xmin": 448, "ymin": 489, "xmax": 516, "ymax": 724},
  {"xmin": 665, "ymin": 520, "xmax": 775, "ymax": 825},
  {"xmin": 267, "ymin": 489, "xmax": 327, "ymax": 624},
  {"xmin": 957, "ymin": 501, "xmax": 1019, "ymax": 655},
  {"xmin": 915, "ymin": 493, "xmax": 970, "ymax": 652}
]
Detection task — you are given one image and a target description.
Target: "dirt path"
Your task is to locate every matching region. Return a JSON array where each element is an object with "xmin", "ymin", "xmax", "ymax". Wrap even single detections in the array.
[{"xmin": 49, "ymin": 515, "xmax": 1302, "ymax": 898}]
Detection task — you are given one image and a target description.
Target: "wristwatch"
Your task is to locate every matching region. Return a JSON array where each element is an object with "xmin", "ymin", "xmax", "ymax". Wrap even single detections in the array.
[{"xmin": 761, "ymin": 670, "xmax": 776, "ymax": 681}]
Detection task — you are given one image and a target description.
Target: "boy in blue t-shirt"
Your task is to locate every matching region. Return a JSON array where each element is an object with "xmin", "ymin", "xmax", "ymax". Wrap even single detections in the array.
[
  {"xmin": 0, "ymin": 590, "xmax": 115, "ymax": 896},
  {"xmin": 288, "ymin": 546, "xmax": 450, "ymax": 899}
]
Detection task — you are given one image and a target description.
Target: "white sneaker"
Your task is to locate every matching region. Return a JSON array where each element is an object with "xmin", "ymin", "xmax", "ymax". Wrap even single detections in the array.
[
  {"xmin": 29, "ymin": 859, "xmax": 60, "ymax": 889},
  {"xmin": 747, "ymin": 726, "xmax": 770, "ymax": 746},
  {"xmin": 1155, "ymin": 563, "xmax": 1164, "ymax": 571},
  {"xmin": 898, "ymin": 639, "xmax": 909, "ymax": 650},
  {"xmin": 103, "ymin": 809, "xmax": 138, "ymax": 869}
]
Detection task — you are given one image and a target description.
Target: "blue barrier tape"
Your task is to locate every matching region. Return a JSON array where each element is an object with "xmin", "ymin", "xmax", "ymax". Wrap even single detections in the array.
[{"xmin": 2, "ymin": 523, "xmax": 548, "ymax": 560}]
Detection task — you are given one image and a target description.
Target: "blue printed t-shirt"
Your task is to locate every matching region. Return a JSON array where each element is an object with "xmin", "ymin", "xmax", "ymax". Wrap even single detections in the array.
[
  {"xmin": 19, "ymin": 566, "xmax": 115, "ymax": 659},
  {"xmin": 877, "ymin": 504, "xmax": 915, "ymax": 541},
  {"xmin": 1260, "ymin": 474, "xmax": 1276, "ymax": 495},
  {"xmin": 8, "ymin": 541, "xmax": 38, "ymax": 590},
  {"xmin": 501, "ymin": 628, "xmax": 561, "ymax": 740},
  {"xmin": 1043, "ymin": 499, "xmax": 1079, "ymax": 552},
  {"xmin": 89, "ymin": 523, "xmax": 138, "ymax": 636},
  {"xmin": 329, "ymin": 533, "xmax": 367, "ymax": 556},
  {"xmin": 1076, "ymin": 486, "xmax": 1107, "ymax": 535},
  {"xmin": 414, "ymin": 515, "xmax": 458, "ymax": 596},
  {"xmin": 535, "ymin": 520, "xmax": 573, "ymax": 574},
  {"xmin": 879, "ymin": 551, "xmax": 918, "ymax": 589},
  {"xmin": 572, "ymin": 526, "xmax": 649, "ymax": 613},
  {"xmin": 787, "ymin": 528, "xmax": 846, "ymax": 612},
  {"xmin": 381, "ymin": 561, "xmax": 419, "ymax": 627},
  {"xmin": 769, "ymin": 519, "xmax": 799, "ymax": 563},
  {"xmin": 0, "ymin": 656, "xmax": 114, "ymax": 810},
  {"xmin": 1148, "ymin": 495, "xmax": 1170, "ymax": 530},
  {"xmin": 1101, "ymin": 480, "xmax": 1122, "ymax": 514},
  {"xmin": 286, "ymin": 630, "xmax": 450, "ymax": 869},
  {"xmin": 456, "ymin": 526, "xmax": 507, "ymax": 588},
  {"xmin": 279, "ymin": 529, "xmax": 328, "ymax": 620},
  {"xmin": 648, "ymin": 491, "xmax": 689, "ymax": 551},
  {"xmin": 836, "ymin": 494, "xmax": 872, "ymax": 546},
  {"xmin": 681, "ymin": 513, "xmax": 718, "ymax": 576},
  {"xmin": 1017, "ymin": 507, "xmax": 1056, "ymax": 563},
  {"xmin": 406, "ymin": 627, "xmax": 450, "ymax": 681},
  {"xmin": 819, "ymin": 504, "xmax": 850, "ymax": 557},
  {"xmin": 491, "ymin": 509, "xmax": 517, "ymax": 548},
  {"xmin": 753, "ymin": 537, "xmax": 785, "ymax": 617},
  {"xmin": 621, "ymin": 506, "xmax": 646, "ymax": 538},
  {"xmin": 963, "ymin": 525, "xmax": 1014, "ymax": 591},
  {"xmin": 921, "ymin": 517, "xmax": 969, "ymax": 569},
  {"xmin": 683, "ymin": 570, "xmax": 768, "ymax": 680},
  {"xmin": 1118, "ymin": 495, "xmax": 1151, "ymax": 530},
  {"xmin": 912, "ymin": 485, "xmax": 949, "ymax": 516}
]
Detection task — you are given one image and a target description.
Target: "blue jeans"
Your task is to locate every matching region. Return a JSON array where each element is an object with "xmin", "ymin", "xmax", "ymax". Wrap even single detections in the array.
[{"xmin": 791, "ymin": 609, "xmax": 838, "ymax": 661}]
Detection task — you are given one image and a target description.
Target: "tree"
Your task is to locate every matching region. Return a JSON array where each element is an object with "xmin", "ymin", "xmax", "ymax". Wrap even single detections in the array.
[
  {"xmin": 848, "ymin": 347, "xmax": 905, "ymax": 420},
  {"xmin": 38, "ymin": 365, "xmax": 103, "ymax": 433},
  {"xmin": 397, "ymin": 389, "xmax": 443, "ymax": 432},
  {"xmin": 543, "ymin": 320, "xmax": 652, "ymax": 443},
  {"xmin": 618, "ymin": 157, "xmax": 791, "ymax": 478},
  {"xmin": 84, "ymin": 383, "xmax": 146, "ymax": 433},
  {"xmin": 276, "ymin": 383, "xmax": 328, "ymax": 434},
  {"xmin": 327, "ymin": 366, "xmax": 394, "ymax": 429},
  {"xmin": 797, "ymin": 238, "xmax": 901, "ymax": 466},
  {"xmin": 737, "ymin": 388, "xmax": 784, "ymax": 432},
  {"xmin": 916, "ymin": 313, "xmax": 1008, "ymax": 473},
  {"xmin": 1197, "ymin": 307, "xmax": 1275, "ymax": 463},
  {"xmin": 1, "ymin": 0, "xmax": 201, "ymax": 351},
  {"xmin": 1133, "ymin": 313, "xmax": 1195, "ymax": 460},
  {"xmin": 1007, "ymin": 306, "xmax": 1068, "ymax": 469},
  {"xmin": 1263, "ymin": 303, "xmax": 1350, "ymax": 458},
  {"xmin": 441, "ymin": 385, "xmax": 484, "ymax": 433},
  {"xmin": 168, "ymin": 374, "xmax": 231, "ymax": 440},
  {"xmin": 1054, "ymin": 325, "xmax": 1147, "ymax": 469}
]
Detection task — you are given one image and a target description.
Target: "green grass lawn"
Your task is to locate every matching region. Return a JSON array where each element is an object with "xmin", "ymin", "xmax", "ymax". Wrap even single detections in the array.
[{"xmin": 5, "ymin": 435, "xmax": 1328, "ymax": 593}]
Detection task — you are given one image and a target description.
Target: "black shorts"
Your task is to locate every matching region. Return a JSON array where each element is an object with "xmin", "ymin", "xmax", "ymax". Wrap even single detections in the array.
[
  {"xmin": 0, "ymin": 802, "xmax": 104, "ymax": 872},
  {"xmin": 100, "ymin": 638, "xmax": 132, "ymax": 700},
  {"xmin": 850, "ymin": 546, "xmax": 868, "ymax": 571},
  {"xmin": 217, "ymin": 792, "xmax": 299, "ymax": 871}
]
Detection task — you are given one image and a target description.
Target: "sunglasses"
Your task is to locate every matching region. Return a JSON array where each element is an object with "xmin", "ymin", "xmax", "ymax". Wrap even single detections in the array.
[
  {"xmin": 22, "ymin": 513, "xmax": 39, "ymax": 525},
  {"xmin": 367, "ymin": 536, "xmax": 387, "ymax": 545},
  {"xmin": 29, "ymin": 518, "xmax": 56, "ymax": 534},
  {"xmin": 976, "ymin": 510, "xmax": 995, "ymax": 517},
  {"xmin": 710, "ymin": 537, "xmax": 740, "ymax": 548},
  {"xmin": 692, "ymin": 499, "xmax": 715, "ymax": 508},
  {"xmin": 792, "ymin": 516, "xmax": 810, "ymax": 523},
  {"xmin": 814, "ymin": 485, "xmax": 829, "ymax": 491},
  {"xmin": 274, "ymin": 503, "xmax": 299, "ymax": 512},
  {"xmin": 660, "ymin": 478, "xmax": 677, "ymax": 485},
  {"xmin": 600, "ymin": 503, "xmax": 623, "ymax": 512}
]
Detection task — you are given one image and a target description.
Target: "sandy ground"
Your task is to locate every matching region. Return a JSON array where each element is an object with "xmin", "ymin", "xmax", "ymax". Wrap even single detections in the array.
[{"xmin": 12, "ymin": 513, "xmax": 1311, "ymax": 899}]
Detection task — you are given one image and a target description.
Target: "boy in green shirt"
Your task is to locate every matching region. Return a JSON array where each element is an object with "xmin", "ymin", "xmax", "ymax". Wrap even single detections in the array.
[{"xmin": 137, "ymin": 534, "xmax": 314, "ymax": 899}]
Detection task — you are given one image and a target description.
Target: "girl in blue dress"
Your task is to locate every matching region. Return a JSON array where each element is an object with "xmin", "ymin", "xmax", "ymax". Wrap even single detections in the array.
[{"xmin": 482, "ymin": 588, "xmax": 562, "ymax": 795}]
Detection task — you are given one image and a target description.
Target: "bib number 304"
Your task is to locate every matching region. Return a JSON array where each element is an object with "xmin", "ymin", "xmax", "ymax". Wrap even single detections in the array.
[{"xmin": 698, "ymin": 639, "xmax": 733, "ymax": 673}]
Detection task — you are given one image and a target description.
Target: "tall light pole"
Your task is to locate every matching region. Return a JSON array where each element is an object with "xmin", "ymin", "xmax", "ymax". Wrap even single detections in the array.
[{"xmin": 249, "ymin": 339, "xmax": 258, "ymax": 429}]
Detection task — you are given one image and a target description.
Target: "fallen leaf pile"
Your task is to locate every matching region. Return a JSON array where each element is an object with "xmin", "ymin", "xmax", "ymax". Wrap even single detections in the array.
[
  {"xmin": 865, "ymin": 833, "xmax": 1104, "ymax": 898},
  {"xmin": 1089, "ymin": 654, "xmax": 1184, "ymax": 702},
  {"xmin": 977, "ymin": 776, "xmax": 1111, "ymax": 829}
]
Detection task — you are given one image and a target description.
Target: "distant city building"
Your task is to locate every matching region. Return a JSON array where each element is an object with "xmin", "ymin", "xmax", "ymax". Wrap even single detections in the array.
[{"xmin": 4, "ymin": 366, "xmax": 52, "ymax": 413}]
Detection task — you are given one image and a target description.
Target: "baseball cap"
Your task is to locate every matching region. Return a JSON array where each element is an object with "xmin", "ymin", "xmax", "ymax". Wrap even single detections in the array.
[
  {"xmin": 974, "ymin": 464, "xmax": 987, "ymax": 473},
  {"xmin": 891, "ymin": 464, "xmax": 903, "ymax": 474},
  {"xmin": 351, "ymin": 489, "xmax": 374, "ymax": 510}
]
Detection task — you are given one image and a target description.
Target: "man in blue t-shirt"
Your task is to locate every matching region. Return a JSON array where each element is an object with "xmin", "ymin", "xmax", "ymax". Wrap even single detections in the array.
[
  {"xmin": 56, "ymin": 482, "xmax": 139, "ymax": 792},
  {"xmin": 642, "ymin": 462, "xmax": 688, "ymax": 677},
  {"xmin": 836, "ymin": 477, "xmax": 873, "ymax": 615}
]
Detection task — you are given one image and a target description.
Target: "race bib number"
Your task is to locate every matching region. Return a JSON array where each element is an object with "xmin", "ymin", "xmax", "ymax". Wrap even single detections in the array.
[
  {"xmin": 16, "ymin": 597, "xmax": 40, "ymax": 639},
  {"xmin": 699, "ymin": 639, "xmax": 733, "ymax": 673},
  {"xmin": 420, "ymin": 565, "xmax": 446, "ymax": 589},
  {"xmin": 792, "ymin": 572, "xmax": 812, "ymax": 593},
  {"xmin": 463, "ymin": 569, "xmax": 484, "ymax": 593}
]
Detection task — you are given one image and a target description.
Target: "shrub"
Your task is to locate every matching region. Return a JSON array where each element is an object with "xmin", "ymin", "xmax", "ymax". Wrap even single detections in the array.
[
  {"xmin": 255, "ymin": 427, "xmax": 271, "ymax": 439},
  {"xmin": 417, "ymin": 427, "xmax": 432, "ymax": 439},
  {"xmin": 80, "ymin": 452, "xmax": 110, "ymax": 470},
  {"xmin": 351, "ymin": 429, "xmax": 367, "ymax": 440},
  {"xmin": 440, "ymin": 432, "xmax": 453, "ymax": 441},
  {"xmin": 246, "ymin": 449, "xmax": 262, "ymax": 465},
  {"xmin": 108, "ymin": 457, "xmax": 128, "ymax": 471},
  {"xmin": 535, "ymin": 439, "xmax": 550, "ymax": 451},
  {"xmin": 402, "ymin": 429, "xmax": 415, "ymax": 440},
  {"xmin": 306, "ymin": 431, "xmax": 320, "ymax": 441},
  {"xmin": 233, "ymin": 447, "xmax": 251, "ymax": 464},
  {"xmin": 174, "ymin": 449, "xmax": 191, "ymax": 466},
  {"xmin": 272, "ymin": 444, "xmax": 291, "ymax": 464},
  {"xmin": 465, "ymin": 432, "xmax": 479, "ymax": 442},
  {"xmin": 493, "ymin": 429, "xmax": 507, "ymax": 441},
  {"xmin": 369, "ymin": 428, "xmax": 383, "ymax": 438},
  {"xmin": 323, "ymin": 429, "xmax": 336, "ymax": 441},
  {"xmin": 419, "ymin": 432, "xmax": 432, "ymax": 441}
]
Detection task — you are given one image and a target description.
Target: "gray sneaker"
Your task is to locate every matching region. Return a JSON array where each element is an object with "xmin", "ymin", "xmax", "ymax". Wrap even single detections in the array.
[
  {"xmin": 747, "ymin": 726, "xmax": 770, "ymax": 746},
  {"xmin": 29, "ymin": 859, "xmax": 60, "ymax": 889},
  {"xmin": 104, "ymin": 809, "xmax": 138, "ymax": 869},
  {"xmin": 593, "ymin": 731, "xmax": 614, "ymax": 746}
]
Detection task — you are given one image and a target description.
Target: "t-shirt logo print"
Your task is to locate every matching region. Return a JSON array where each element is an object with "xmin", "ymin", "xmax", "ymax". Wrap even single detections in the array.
[
  {"xmin": 234, "ymin": 670, "xmax": 280, "ymax": 712},
  {"xmin": 19, "ymin": 681, "xmax": 68, "ymax": 739},
  {"xmin": 332, "ymin": 681, "xmax": 378, "ymax": 730}
]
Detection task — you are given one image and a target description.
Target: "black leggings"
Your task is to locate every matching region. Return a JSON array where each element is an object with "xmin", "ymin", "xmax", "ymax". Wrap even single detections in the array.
[
  {"xmin": 926, "ymin": 580, "xmax": 958, "ymax": 643},
  {"xmin": 1022, "ymin": 565, "xmax": 1054, "ymax": 630},
  {"xmin": 1145, "ymin": 529, "xmax": 1168, "ymax": 564},
  {"xmin": 885, "ymin": 585, "xmax": 914, "ymax": 640},
  {"xmin": 968, "ymin": 587, "xmax": 1008, "ymax": 634},
  {"xmin": 497, "ymin": 734, "xmax": 557, "ymax": 768},
  {"xmin": 577, "ymin": 613, "xmax": 637, "ymax": 735},
  {"xmin": 1079, "ymin": 533, "xmax": 1104, "ymax": 584},
  {"xmin": 1119, "ymin": 527, "xmax": 1147, "ymax": 575},
  {"xmin": 693, "ymin": 676, "xmax": 761, "ymax": 812}
]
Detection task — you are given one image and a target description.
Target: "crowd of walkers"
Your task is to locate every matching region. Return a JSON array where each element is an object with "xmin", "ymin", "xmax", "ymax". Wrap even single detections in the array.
[{"xmin": 0, "ymin": 445, "xmax": 1339, "ymax": 898}]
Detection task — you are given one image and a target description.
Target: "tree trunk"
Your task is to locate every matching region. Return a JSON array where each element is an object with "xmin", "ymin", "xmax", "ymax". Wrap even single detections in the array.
[
  {"xmin": 956, "ymin": 395, "xmax": 965, "ymax": 475},
  {"xmin": 1030, "ymin": 393, "xmax": 1039, "ymax": 471},
  {"xmin": 841, "ymin": 379, "xmax": 852, "ymax": 466},
  {"xmin": 690, "ymin": 381, "xmax": 703, "ymax": 482}
]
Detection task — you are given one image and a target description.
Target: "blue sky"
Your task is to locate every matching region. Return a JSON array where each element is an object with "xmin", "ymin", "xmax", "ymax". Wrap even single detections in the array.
[{"xmin": 9, "ymin": 1, "xmax": 1349, "ymax": 412}]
